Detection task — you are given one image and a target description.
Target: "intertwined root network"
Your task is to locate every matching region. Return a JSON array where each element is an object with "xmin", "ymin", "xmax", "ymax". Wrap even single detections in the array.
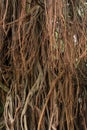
[{"xmin": 0, "ymin": 0, "xmax": 87, "ymax": 130}]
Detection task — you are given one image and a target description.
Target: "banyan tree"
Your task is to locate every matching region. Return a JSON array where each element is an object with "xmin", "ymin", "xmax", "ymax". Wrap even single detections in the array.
[{"xmin": 0, "ymin": 0, "xmax": 87, "ymax": 130}]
